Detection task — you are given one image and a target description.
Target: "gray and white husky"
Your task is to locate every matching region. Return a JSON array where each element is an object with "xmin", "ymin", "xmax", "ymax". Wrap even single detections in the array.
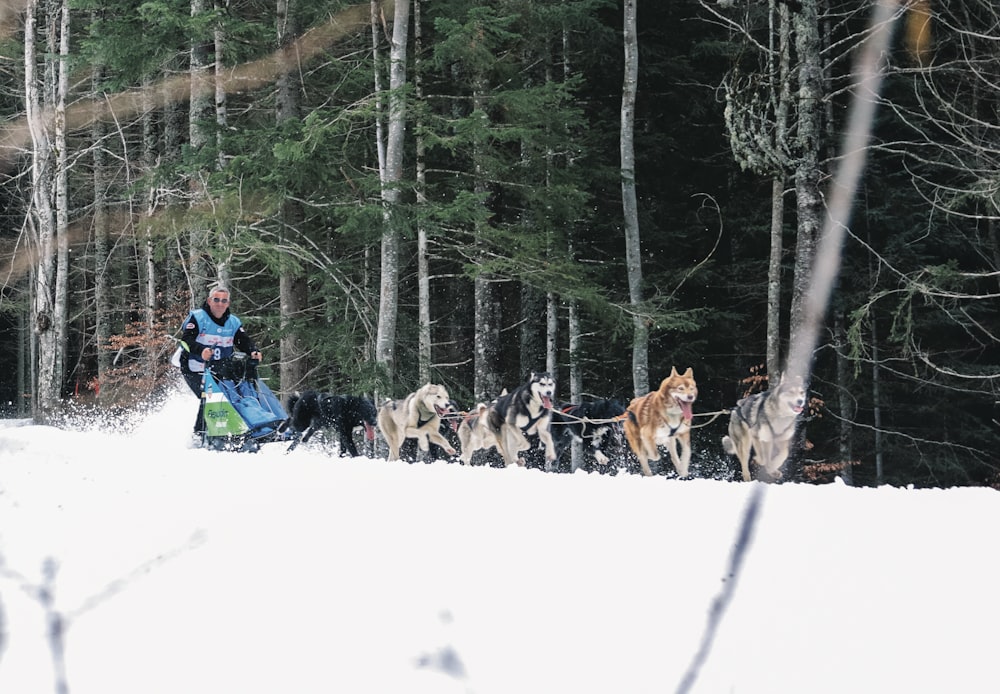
[
  {"xmin": 487, "ymin": 372, "xmax": 557, "ymax": 468},
  {"xmin": 722, "ymin": 374, "xmax": 807, "ymax": 482}
]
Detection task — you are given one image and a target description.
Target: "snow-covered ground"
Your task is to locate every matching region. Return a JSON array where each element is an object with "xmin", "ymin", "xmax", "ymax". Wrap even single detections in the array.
[{"xmin": 0, "ymin": 385, "xmax": 997, "ymax": 694}]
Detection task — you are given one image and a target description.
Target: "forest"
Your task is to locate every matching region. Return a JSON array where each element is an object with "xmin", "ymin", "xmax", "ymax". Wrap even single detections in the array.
[{"xmin": 0, "ymin": 0, "xmax": 998, "ymax": 488}]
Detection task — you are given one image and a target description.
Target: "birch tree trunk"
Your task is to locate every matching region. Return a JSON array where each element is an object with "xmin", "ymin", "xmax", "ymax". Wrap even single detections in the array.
[
  {"xmin": 25, "ymin": 0, "xmax": 69, "ymax": 415},
  {"xmin": 277, "ymin": 0, "xmax": 309, "ymax": 395},
  {"xmin": 371, "ymin": 0, "xmax": 387, "ymax": 181},
  {"xmin": 26, "ymin": 0, "xmax": 52, "ymax": 410},
  {"xmin": 53, "ymin": 0, "xmax": 69, "ymax": 402},
  {"xmin": 141, "ymin": 77, "xmax": 158, "ymax": 351},
  {"xmin": 374, "ymin": 0, "xmax": 410, "ymax": 390},
  {"xmin": 546, "ymin": 293, "xmax": 558, "ymax": 377},
  {"xmin": 621, "ymin": 0, "xmax": 647, "ymax": 397}
]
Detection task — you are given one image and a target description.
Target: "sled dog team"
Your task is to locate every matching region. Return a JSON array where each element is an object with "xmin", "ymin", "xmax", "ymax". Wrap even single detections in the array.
[{"xmin": 284, "ymin": 367, "xmax": 808, "ymax": 482}]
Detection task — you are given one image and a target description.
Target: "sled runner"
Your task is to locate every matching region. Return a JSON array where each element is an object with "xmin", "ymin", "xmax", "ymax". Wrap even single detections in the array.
[{"xmin": 198, "ymin": 353, "xmax": 288, "ymax": 452}]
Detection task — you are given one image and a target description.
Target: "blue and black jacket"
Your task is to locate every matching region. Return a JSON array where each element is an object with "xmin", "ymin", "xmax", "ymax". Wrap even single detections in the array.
[{"xmin": 178, "ymin": 301, "xmax": 257, "ymax": 374}]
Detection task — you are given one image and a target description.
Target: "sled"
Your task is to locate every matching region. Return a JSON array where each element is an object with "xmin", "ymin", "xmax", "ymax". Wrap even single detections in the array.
[{"xmin": 198, "ymin": 353, "xmax": 288, "ymax": 452}]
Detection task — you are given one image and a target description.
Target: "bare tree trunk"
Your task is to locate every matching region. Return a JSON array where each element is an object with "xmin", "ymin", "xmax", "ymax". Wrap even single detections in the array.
[
  {"xmin": 414, "ymin": 0, "xmax": 430, "ymax": 384},
  {"xmin": 141, "ymin": 77, "xmax": 158, "ymax": 358},
  {"xmin": 621, "ymin": 0, "xmax": 647, "ymax": 397},
  {"xmin": 789, "ymin": 0, "xmax": 824, "ymax": 375},
  {"xmin": 520, "ymin": 286, "xmax": 546, "ymax": 370},
  {"xmin": 766, "ymin": 0, "xmax": 791, "ymax": 378},
  {"xmin": 276, "ymin": 0, "xmax": 309, "ymax": 396},
  {"xmin": 872, "ymin": 314, "xmax": 884, "ymax": 485},
  {"xmin": 18, "ymin": 308, "xmax": 29, "ymax": 415},
  {"xmin": 189, "ymin": 0, "xmax": 212, "ymax": 294},
  {"xmin": 766, "ymin": 176, "xmax": 784, "ymax": 378},
  {"xmin": 374, "ymin": 0, "xmax": 410, "ymax": 391},
  {"xmin": 782, "ymin": 0, "xmax": 825, "ymax": 480},
  {"xmin": 562, "ymin": 19, "xmax": 581, "ymax": 408},
  {"xmin": 28, "ymin": 0, "xmax": 55, "ymax": 412},
  {"xmin": 568, "ymin": 296, "xmax": 583, "ymax": 471},
  {"xmin": 212, "ymin": 4, "xmax": 231, "ymax": 286},
  {"xmin": 53, "ymin": 0, "xmax": 70, "ymax": 405},
  {"xmin": 371, "ymin": 0, "xmax": 387, "ymax": 181},
  {"xmin": 472, "ymin": 79, "xmax": 502, "ymax": 402},
  {"xmin": 546, "ymin": 292, "xmax": 558, "ymax": 376},
  {"xmin": 163, "ymin": 64, "xmax": 185, "ymax": 291},
  {"xmin": 474, "ymin": 274, "xmax": 501, "ymax": 402},
  {"xmin": 369, "ymin": 0, "xmax": 386, "ymax": 403},
  {"xmin": 92, "ymin": 59, "xmax": 112, "ymax": 403},
  {"xmin": 834, "ymin": 310, "xmax": 853, "ymax": 485},
  {"xmin": 215, "ymin": 1, "xmax": 228, "ymax": 172},
  {"xmin": 25, "ymin": 0, "xmax": 69, "ymax": 415}
]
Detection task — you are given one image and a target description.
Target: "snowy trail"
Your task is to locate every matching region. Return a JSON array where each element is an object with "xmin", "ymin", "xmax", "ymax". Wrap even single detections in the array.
[{"xmin": 1, "ymin": 390, "xmax": 997, "ymax": 693}]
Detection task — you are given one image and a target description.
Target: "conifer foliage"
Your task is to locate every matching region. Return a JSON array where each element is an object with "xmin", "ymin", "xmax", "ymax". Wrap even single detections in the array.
[{"xmin": 0, "ymin": 1, "xmax": 998, "ymax": 487}]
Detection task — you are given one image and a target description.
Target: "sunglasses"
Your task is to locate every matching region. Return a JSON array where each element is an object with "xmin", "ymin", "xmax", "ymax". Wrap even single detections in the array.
[{"xmin": 211, "ymin": 297, "xmax": 230, "ymax": 304}]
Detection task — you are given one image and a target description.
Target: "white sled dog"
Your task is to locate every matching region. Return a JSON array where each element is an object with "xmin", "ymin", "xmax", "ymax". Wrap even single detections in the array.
[
  {"xmin": 722, "ymin": 374, "xmax": 807, "ymax": 482},
  {"xmin": 377, "ymin": 383, "xmax": 458, "ymax": 462}
]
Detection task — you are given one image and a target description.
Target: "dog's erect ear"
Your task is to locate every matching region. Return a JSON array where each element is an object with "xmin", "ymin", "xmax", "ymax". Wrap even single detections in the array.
[
  {"xmin": 670, "ymin": 366, "xmax": 679, "ymax": 377},
  {"xmin": 771, "ymin": 372, "xmax": 783, "ymax": 388},
  {"xmin": 681, "ymin": 367, "xmax": 693, "ymax": 378}
]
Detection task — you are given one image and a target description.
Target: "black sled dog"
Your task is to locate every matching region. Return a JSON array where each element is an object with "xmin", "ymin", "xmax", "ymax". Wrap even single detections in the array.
[{"xmin": 285, "ymin": 390, "xmax": 377, "ymax": 457}]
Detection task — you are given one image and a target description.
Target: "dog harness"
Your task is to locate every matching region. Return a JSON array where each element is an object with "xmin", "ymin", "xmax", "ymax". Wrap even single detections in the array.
[
  {"xmin": 518, "ymin": 408, "xmax": 550, "ymax": 433},
  {"xmin": 735, "ymin": 390, "xmax": 770, "ymax": 426}
]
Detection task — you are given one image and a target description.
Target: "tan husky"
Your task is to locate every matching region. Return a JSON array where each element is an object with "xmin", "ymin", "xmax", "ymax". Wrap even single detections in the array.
[
  {"xmin": 722, "ymin": 374, "xmax": 806, "ymax": 481},
  {"xmin": 377, "ymin": 383, "xmax": 457, "ymax": 461},
  {"xmin": 457, "ymin": 402, "xmax": 500, "ymax": 464},
  {"xmin": 623, "ymin": 367, "xmax": 698, "ymax": 477}
]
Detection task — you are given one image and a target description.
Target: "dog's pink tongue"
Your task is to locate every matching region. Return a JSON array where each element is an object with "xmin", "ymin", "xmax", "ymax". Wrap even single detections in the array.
[
  {"xmin": 364, "ymin": 423, "xmax": 375, "ymax": 441},
  {"xmin": 543, "ymin": 396, "xmax": 553, "ymax": 409},
  {"xmin": 679, "ymin": 399, "xmax": 693, "ymax": 423}
]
